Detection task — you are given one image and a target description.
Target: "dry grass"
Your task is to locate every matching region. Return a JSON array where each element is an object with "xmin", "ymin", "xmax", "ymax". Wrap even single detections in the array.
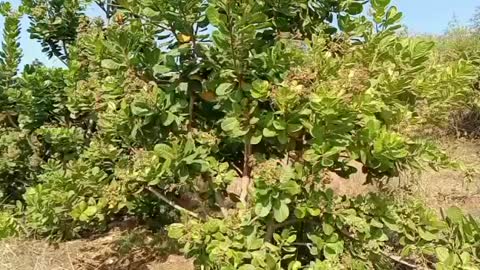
[
  {"xmin": 413, "ymin": 138, "xmax": 480, "ymax": 216},
  {"xmin": 449, "ymin": 107, "xmax": 480, "ymax": 138},
  {"xmin": 0, "ymin": 227, "xmax": 192, "ymax": 270},
  {"xmin": 0, "ymin": 238, "xmax": 76, "ymax": 270}
]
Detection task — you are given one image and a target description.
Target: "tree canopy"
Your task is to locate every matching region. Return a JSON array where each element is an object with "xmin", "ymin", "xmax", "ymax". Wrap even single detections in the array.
[{"xmin": 0, "ymin": 0, "xmax": 479, "ymax": 269}]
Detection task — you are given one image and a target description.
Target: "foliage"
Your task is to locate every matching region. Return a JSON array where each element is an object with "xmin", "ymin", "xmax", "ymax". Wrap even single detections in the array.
[
  {"xmin": 0, "ymin": 1, "xmax": 21, "ymax": 110},
  {"xmin": 22, "ymin": 0, "xmax": 85, "ymax": 63},
  {"xmin": 471, "ymin": 6, "xmax": 480, "ymax": 32},
  {"xmin": 0, "ymin": 129, "xmax": 40, "ymax": 201},
  {"xmin": 433, "ymin": 16, "xmax": 480, "ymax": 137},
  {"xmin": 169, "ymin": 195, "xmax": 480, "ymax": 269},
  {"xmin": 0, "ymin": 0, "xmax": 479, "ymax": 269}
]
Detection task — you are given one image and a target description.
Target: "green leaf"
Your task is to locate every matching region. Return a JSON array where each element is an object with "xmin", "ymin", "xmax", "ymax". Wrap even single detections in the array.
[
  {"xmin": 71, "ymin": 207, "xmax": 82, "ymax": 219},
  {"xmin": 446, "ymin": 207, "xmax": 464, "ymax": 224},
  {"xmin": 251, "ymin": 80, "xmax": 269, "ymax": 99},
  {"xmin": 101, "ymin": 59, "xmax": 121, "ymax": 70},
  {"xmin": 303, "ymin": 149, "xmax": 319, "ymax": 162},
  {"xmin": 153, "ymin": 64, "xmax": 170, "ymax": 75},
  {"xmin": 347, "ymin": 3, "xmax": 363, "ymax": 15},
  {"xmin": 162, "ymin": 112, "xmax": 176, "ymax": 126},
  {"xmin": 370, "ymin": 219, "xmax": 384, "ymax": 228},
  {"xmin": 255, "ymin": 201, "xmax": 272, "ymax": 217},
  {"xmin": 265, "ymin": 254, "xmax": 277, "ymax": 269},
  {"xmin": 321, "ymin": 157, "xmax": 334, "ymax": 167},
  {"xmin": 385, "ymin": 6, "xmax": 403, "ymax": 25},
  {"xmin": 238, "ymin": 265, "xmax": 256, "ymax": 270},
  {"xmin": 212, "ymin": 30, "xmax": 229, "ymax": 49},
  {"xmin": 154, "ymin": 144, "xmax": 175, "ymax": 160},
  {"xmin": 206, "ymin": 6, "xmax": 221, "ymax": 26},
  {"xmin": 323, "ymin": 242, "xmax": 343, "ymax": 259},
  {"xmin": 460, "ymin": 252, "xmax": 471, "ymax": 264},
  {"xmin": 273, "ymin": 201, "xmax": 289, "ymax": 222},
  {"xmin": 273, "ymin": 120, "xmax": 287, "ymax": 130},
  {"xmin": 294, "ymin": 207, "xmax": 306, "ymax": 219},
  {"xmin": 372, "ymin": 0, "xmax": 391, "ymax": 10},
  {"xmin": 418, "ymin": 228, "xmax": 437, "ymax": 241},
  {"xmin": 83, "ymin": 206, "xmax": 97, "ymax": 217},
  {"xmin": 148, "ymin": 178, "xmax": 161, "ymax": 186},
  {"xmin": 143, "ymin": 7, "xmax": 160, "ymax": 17},
  {"xmin": 168, "ymin": 223, "xmax": 185, "ymax": 239},
  {"xmin": 216, "ymin": 83, "xmax": 233, "ymax": 96},
  {"xmin": 0, "ymin": 2, "xmax": 12, "ymax": 14},
  {"xmin": 263, "ymin": 128, "xmax": 277, "ymax": 137},
  {"xmin": 280, "ymin": 181, "xmax": 301, "ymax": 195},
  {"xmin": 435, "ymin": 247, "xmax": 450, "ymax": 262},
  {"xmin": 131, "ymin": 102, "xmax": 150, "ymax": 116},
  {"xmin": 221, "ymin": 117, "xmax": 240, "ymax": 132},
  {"xmin": 277, "ymin": 131, "xmax": 288, "ymax": 144},
  {"xmin": 288, "ymin": 261, "xmax": 302, "ymax": 270},
  {"xmin": 287, "ymin": 123, "xmax": 302, "ymax": 133},
  {"xmin": 250, "ymin": 132, "xmax": 263, "ymax": 145},
  {"xmin": 78, "ymin": 201, "xmax": 87, "ymax": 211},
  {"xmin": 322, "ymin": 223, "xmax": 335, "ymax": 236},
  {"xmin": 307, "ymin": 208, "xmax": 321, "ymax": 217},
  {"xmin": 382, "ymin": 218, "xmax": 401, "ymax": 232}
]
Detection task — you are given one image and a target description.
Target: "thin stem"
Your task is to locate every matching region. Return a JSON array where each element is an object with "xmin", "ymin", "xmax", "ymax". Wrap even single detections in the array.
[
  {"xmin": 147, "ymin": 186, "xmax": 200, "ymax": 219},
  {"xmin": 188, "ymin": 93, "xmax": 195, "ymax": 130},
  {"xmin": 240, "ymin": 138, "xmax": 252, "ymax": 202},
  {"xmin": 265, "ymin": 217, "xmax": 275, "ymax": 242},
  {"xmin": 62, "ymin": 40, "xmax": 69, "ymax": 62},
  {"xmin": 242, "ymin": 139, "xmax": 252, "ymax": 177},
  {"xmin": 6, "ymin": 113, "xmax": 19, "ymax": 129},
  {"xmin": 339, "ymin": 230, "xmax": 422, "ymax": 269},
  {"xmin": 231, "ymin": 163, "xmax": 242, "ymax": 176},
  {"xmin": 378, "ymin": 251, "xmax": 421, "ymax": 269}
]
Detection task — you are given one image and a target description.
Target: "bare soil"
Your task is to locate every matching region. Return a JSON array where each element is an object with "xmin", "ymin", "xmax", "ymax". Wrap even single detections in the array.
[
  {"xmin": 1, "ymin": 138, "xmax": 479, "ymax": 270},
  {"xmin": 0, "ymin": 228, "xmax": 193, "ymax": 270},
  {"xmin": 415, "ymin": 138, "xmax": 480, "ymax": 216}
]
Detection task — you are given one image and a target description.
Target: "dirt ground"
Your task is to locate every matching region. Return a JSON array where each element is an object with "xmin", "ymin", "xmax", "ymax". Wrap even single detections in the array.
[
  {"xmin": 1, "ymin": 138, "xmax": 479, "ymax": 270},
  {"xmin": 328, "ymin": 138, "xmax": 480, "ymax": 216},
  {"xmin": 412, "ymin": 138, "xmax": 480, "ymax": 216},
  {"xmin": 0, "ymin": 228, "xmax": 194, "ymax": 270}
]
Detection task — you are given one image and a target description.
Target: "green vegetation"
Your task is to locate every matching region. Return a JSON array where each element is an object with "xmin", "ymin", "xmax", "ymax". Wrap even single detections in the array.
[
  {"xmin": 435, "ymin": 15, "xmax": 480, "ymax": 137},
  {"xmin": 0, "ymin": 0, "xmax": 479, "ymax": 269}
]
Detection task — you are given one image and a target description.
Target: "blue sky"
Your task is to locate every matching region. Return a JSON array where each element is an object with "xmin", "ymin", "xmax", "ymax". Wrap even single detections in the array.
[
  {"xmin": 0, "ymin": 0, "xmax": 478, "ymax": 67},
  {"xmin": 393, "ymin": 0, "xmax": 478, "ymax": 34}
]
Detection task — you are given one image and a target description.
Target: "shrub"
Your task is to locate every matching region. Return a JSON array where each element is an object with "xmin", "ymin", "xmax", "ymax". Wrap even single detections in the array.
[{"xmin": 434, "ymin": 21, "xmax": 480, "ymax": 137}]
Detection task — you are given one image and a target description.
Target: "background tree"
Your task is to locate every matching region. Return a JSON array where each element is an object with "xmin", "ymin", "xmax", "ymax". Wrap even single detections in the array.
[{"xmin": 471, "ymin": 6, "xmax": 480, "ymax": 31}]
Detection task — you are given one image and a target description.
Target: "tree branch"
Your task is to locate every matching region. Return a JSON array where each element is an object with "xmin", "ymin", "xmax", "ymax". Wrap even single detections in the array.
[
  {"xmin": 62, "ymin": 40, "xmax": 69, "ymax": 62},
  {"xmin": 339, "ymin": 230, "xmax": 423, "ymax": 269},
  {"xmin": 6, "ymin": 113, "xmax": 19, "ymax": 129},
  {"xmin": 231, "ymin": 163, "xmax": 242, "ymax": 176},
  {"xmin": 240, "ymin": 138, "xmax": 252, "ymax": 202},
  {"xmin": 146, "ymin": 186, "xmax": 200, "ymax": 219},
  {"xmin": 188, "ymin": 93, "xmax": 195, "ymax": 130},
  {"xmin": 378, "ymin": 250, "xmax": 422, "ymax": 269}
]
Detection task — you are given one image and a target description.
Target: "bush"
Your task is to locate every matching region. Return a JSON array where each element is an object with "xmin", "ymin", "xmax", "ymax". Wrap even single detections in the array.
[
  {"xmin": 434, "ymin": 22, "xmax": 480, "ymax": 137},
  {"xmin": 0, "ymin": 0, "xmax": 479, "ymax": 269}
]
